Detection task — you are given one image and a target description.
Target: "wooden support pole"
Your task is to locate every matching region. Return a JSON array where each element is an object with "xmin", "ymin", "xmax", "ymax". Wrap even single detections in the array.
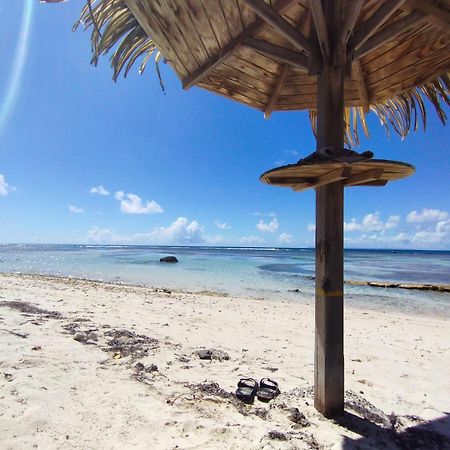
[{"xmin": 314, "ymin": 0, "xmax": 345, "ymax": 419}]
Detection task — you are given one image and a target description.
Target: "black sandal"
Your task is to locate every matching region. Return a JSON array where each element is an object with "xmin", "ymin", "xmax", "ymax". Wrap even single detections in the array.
[
  {"xmin": 256, "ymin": 378, "xmax": 280, "ymax": 402},
  {"xmin": 235, "ymin": 378, "xmax": 259, "ymax": 404}
]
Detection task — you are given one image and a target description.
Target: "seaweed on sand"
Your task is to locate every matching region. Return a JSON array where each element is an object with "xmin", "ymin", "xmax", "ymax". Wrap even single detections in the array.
[
  {"xmin": 104, "ymin": 329, "xmax": 159, "ymax": 359},
  {"xmin": 0, "ymin": 300, "xmax": 63, "ymax": 319}
]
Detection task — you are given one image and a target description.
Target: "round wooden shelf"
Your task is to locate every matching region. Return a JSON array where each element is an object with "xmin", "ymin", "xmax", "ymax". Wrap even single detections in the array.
[{"xmin": 260, "ymin": 159, "xmax": 415, "ymax": 192}]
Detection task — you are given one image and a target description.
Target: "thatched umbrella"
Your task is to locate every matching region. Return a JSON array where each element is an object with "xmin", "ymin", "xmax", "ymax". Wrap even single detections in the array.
[{"xmin": 73, "ymin": 0, "xmax": 449, "ymax": 417}]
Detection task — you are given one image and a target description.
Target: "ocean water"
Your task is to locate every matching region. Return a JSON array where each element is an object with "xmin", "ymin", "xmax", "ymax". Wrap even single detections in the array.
[{"xmin": 0, "ymin": 244, "xmax": 449, "ymax": 318}]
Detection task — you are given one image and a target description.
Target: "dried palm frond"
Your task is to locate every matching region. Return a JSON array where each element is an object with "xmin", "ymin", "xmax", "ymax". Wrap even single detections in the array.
[
  {"xmin": 74, "ymin": 0, "xmax": 161, "ymax": 84},
  {"xmin": 310, "ymin": 73, "xmax": 449, "ymax": 148}
]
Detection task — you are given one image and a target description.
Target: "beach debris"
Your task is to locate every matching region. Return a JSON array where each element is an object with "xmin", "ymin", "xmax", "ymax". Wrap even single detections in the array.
[
  {"xmin": 267, "ymin": 430, "xmax": 290, "ymax": 441},
  {"xmin": 0, "ymin": 301, "xmax": 62, "ymax": 319},
  {"xmin": 4, "ymin": 373, "xmax": 13, "ymax": 382},
  {"xmin": 0, "ymin": 328, "xmax": 29, "ymax": 339},
  {"xmin": 105, "ymin": 329, "xmax": 159, "ymax": 359},
  {"xmin": 195, "ymin": 348, "xmax": 230, "ymax": 361},
  {"xmin": 73, "ymin": 332, "xmax": 88, "ymax": 343},
  {"xmin": 134, "ymin": 362, "xmax": 159, "ymax": 384},
  {"xmin": 31, "ymin": 346, "xmax": 42, "ymax": 351},
  {"xmin": 135, "ymin": 362, "xmax": 158, "ymax": 373},
  {"xmin": 251, "ymin": 408, "xmax": 269, "ymax": 420},
  {"xmin": 160, "ymin": 256, "xmax": 178, "ymax": 263},
  {"xmin": 288, "ymin": 408, "xmax": 310, "ymax": 427},
  {"xmin": 345, "ymin": 390, "xmax": 390, "ymax": 427},
  {"xmin": 185, "ymin": 381, "xmax": 232, "ymax": 401},
  {"xmin": 72, "ymin": 330, "xmax": 98, "ymax": 345}
]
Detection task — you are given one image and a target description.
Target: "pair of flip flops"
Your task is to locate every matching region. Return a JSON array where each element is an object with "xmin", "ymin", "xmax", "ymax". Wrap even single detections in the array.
[{"xmin": 235, "ymin": 378, "xmax": 280, "ymax": 404}]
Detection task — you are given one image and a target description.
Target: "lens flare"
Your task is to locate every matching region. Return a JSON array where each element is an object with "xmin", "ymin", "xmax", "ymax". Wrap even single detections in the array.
[{"xmin": 0, "ymin": 0, "xmax": 34, "ymax": 133}]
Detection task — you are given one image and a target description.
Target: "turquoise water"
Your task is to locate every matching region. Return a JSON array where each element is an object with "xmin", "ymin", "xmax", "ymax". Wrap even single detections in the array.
[{"xmin": 0, "ymin": 244, "xmax": 449, "ymax": 317}]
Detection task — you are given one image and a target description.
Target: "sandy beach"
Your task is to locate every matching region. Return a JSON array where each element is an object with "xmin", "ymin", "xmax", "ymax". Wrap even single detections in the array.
[{"xmin": 0, "ymin": 272, "xmax": 449, "ymax": 449}]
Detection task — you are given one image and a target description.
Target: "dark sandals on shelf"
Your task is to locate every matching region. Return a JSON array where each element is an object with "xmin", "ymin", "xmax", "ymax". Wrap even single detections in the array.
[
  {"xmin": 256, "ymin": 378, "xmax": 280, "ymax": 403},
  {"xmin": 235, "ymin": 378, "xmax": 259, "ymax": 404}
]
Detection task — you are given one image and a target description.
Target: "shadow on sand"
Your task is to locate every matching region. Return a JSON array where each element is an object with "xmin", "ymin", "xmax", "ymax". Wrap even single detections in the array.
[{"xmin": 339, "ymin": 409, "xmax": 450, "ymax": 449}]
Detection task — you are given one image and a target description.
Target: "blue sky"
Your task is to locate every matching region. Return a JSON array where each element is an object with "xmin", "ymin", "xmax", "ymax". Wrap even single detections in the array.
[{"xmin": 0, "ymin": 1, "xmax": 449, "ymax": 249}]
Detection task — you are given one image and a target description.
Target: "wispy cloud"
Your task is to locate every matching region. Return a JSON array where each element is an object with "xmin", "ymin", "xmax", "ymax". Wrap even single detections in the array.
[
  {"xmin": 274, "ymin": 149, "xmax": 300, "ymax": 166},
  {"xmin": 115, "ymin": 191, "xmax": 163, "ymax": 214},
  {"xmin": 253, "ymin": 211, "xmax": 276, "ymax": 217},
  {"xmin": 256, "ymin": 217, "xmax": 279, "ymax": 233},
  {"xmin": 0, "ymin": 174, "xmax": 12, "ymax": 196},
  {"xmin": 90, "ymin": 185, "xmax": 110, "ymax": 196},
  {"xmin": 277, "ymin": 232, "xmax": 293, "ymax": 244},
  {"xmin": 69, "ymin": 204, "xmax": 84, "ymax": 214},
  {"xmin": 88, "ymin": 226, "xmax": 121, "ymax": 242},
  {"xmin": 406, "ymin": 208, "xmax": 449, "ymax": 223},
  {"xmin": 239, "ymin": 235, "xmax": 264, "ymax": 244},
  {"xmin": 344, "ymin": 213, "xmax": 399, "ymax": 232},
  {"xmin": 307, "ymin": 223, "xmax": 316, "ymax": 232},
  {"xmin": 214, "ymin": 220, "xmax": 231, "ymax": 230}
]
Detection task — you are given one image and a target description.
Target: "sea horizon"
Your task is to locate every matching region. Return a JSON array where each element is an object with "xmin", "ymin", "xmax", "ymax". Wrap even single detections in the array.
[{"xmin": 2, "ymin": 242, "xmax": 450, "ymax": 253}]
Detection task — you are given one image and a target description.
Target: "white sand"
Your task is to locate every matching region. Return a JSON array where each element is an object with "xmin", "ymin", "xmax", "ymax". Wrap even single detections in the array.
[{"xmin": 0, "ymin": 273, "xmax": 449, "ymax": 449}]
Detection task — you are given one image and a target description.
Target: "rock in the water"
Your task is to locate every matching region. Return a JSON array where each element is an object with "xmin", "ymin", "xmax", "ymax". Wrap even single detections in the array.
[{"xmin": 160, "ymin": 256, "xmax": 178, "ymax": 263}]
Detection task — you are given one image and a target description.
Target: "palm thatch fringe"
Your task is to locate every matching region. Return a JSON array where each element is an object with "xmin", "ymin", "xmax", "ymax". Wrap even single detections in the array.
[
  {"xmin": 73, "ymin": 0, "xmax": 161, "ymax": 84},
  {"xmin": 309, "ymin": 73, "xmax": 449, "ymax": 147},
  {"xmin": 74, "ymin": 1, "xmax": 448, "ymax": 144}
]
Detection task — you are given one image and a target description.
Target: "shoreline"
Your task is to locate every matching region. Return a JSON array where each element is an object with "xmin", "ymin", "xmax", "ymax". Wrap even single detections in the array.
[{"xmin": 1, "ymin": 273, "xmax": 449, "ymax": 448}]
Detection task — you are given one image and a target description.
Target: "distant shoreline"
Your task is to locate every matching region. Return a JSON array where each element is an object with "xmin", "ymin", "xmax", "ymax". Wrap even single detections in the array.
[{"xmin": 3, "ymin": 271, "xmax": 450, "ymax": 295}]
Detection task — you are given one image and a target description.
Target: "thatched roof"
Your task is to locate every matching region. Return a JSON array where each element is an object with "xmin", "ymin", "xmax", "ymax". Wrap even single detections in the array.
[{"xmin": 75, "ymin": 0, "xmax": 449, "ymax": 143}]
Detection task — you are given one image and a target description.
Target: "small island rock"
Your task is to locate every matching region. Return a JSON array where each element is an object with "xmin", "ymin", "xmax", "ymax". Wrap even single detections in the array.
[{"xmin": 160, "ymin": 256, "xmax": 178, "ymax": 263}]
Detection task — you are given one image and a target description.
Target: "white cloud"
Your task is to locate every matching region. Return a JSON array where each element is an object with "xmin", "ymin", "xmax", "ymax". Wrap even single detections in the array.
[
  {"xmin": 69, "ymin": 204, "xmax": 84, "ymax": 214},
  {"xmin": 214, "ymin": 220, "xmax": 231, "ymax": 230},
  {"xmin": 345, "ymin": 212, "xmax": 400, "ymax": 233},
  {"xmin": 90, "ymin": 185, "xmax": 110, "ymax": 196},
  {"xmin": 239, "ymin": 235, "xmax": 264, "ymax": 244},
  {"xmin": 307, "ymin": 223, "xmax": 316, "ymax": 232},
  {"xmin": 277, "ymin": 233, "xmax": 293, "ymax": 244},
  {"xmin": 345, "ymin": 232, "xmax": 411, "ymax": 246},
  {"xmin": 148, "ymin": 217, "xmax": 204, "ymax": 244},
  {"xmin": 406, "ymin": 208, "xmax": 449, "ymax": 223},
  {"xmin": 253, "ymin": 211, "xmax": 276, "ymax": 217},
  {"xmin": 88, "ymin": 217, "xmax": 207, "ymax": 245},
  {"xmin": 412, "ymin": 220, "xmax": 450, "ymax": 244},
  {"xmin": 256, "ymin": 217, "xmax": 279, "ymax": 233},
  {"xmin": 88, "ymin": 226, "xmax": 121, "ymax": 242},
  {"xmin": 115, "ymin": 191, "xmax": 163, "ymax": 214},
  {"xmin": 0, "ymin": 174, "xmax": 11, "ymax": 196},
  {"xmin": 385, "ymin": 215, "xmax": 400, "ymax": 229}
]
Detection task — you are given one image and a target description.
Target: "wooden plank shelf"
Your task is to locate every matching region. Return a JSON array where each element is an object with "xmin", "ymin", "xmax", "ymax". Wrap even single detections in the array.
[{"xmin": 260, "ymin": 158, "xmax": 415, "ymax": 191}]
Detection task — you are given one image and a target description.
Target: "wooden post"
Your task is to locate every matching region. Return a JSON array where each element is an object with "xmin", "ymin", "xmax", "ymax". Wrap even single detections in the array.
[{"xmin": 314, "ymin": 0, "xmax": 345, "ymax": 418}]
